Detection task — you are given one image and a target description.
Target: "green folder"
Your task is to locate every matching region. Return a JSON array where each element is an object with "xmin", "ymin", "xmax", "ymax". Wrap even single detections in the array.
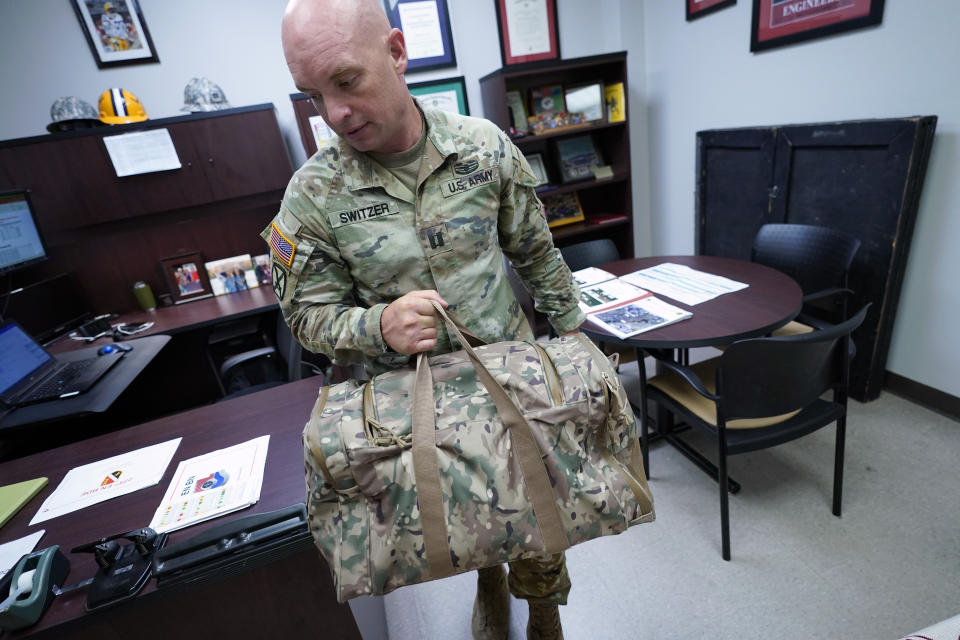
[{"xmin": 0, "ymin": 478, "xmax": 48, "ymax": 528}]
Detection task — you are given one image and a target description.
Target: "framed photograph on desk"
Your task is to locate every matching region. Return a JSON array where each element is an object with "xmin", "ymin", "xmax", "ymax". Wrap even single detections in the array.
[{"xmin": 159, "ymin": 252, "xmax": 214, "ymax": 304}]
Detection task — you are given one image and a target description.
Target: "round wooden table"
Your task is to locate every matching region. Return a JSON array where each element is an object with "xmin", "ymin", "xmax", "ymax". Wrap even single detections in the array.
[{"xmin": 579, "ymin": 255, "xmax": 803, "ymax": 348}]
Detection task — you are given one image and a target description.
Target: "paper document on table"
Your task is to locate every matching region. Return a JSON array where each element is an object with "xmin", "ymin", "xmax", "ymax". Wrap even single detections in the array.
[
  {"xmin": 579, "ymin": 279, "xmax": 651, "ymax": 314},
  {"xmin": 102, "ymin": 128, "xmax": 181, "ymax": 177},
  {"xmin": 571, "ymin": 266, "xmax": 617, "ymax": 289},
  {"xmin": 149, "ymin": 435, "xmax": 270, "ymax": 534},
  {"xmin": 30, "ymin": 438, "xmax": 181, "ymax": 525},
  {"xmin": 587, "ymin": 296, "xmax": 692, "ymax": 339},
  {"xmin": 620, "ymin": 262, "xmax": 748, "ymax": 306},
  {"xmin": 0, "ymin": 530, "xmax": 44, "ymax": 579}
]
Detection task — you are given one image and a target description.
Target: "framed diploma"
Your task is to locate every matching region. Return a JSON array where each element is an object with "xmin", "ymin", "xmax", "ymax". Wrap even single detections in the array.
[
  {"xmin": 408, "ymin": 77, "xmax": 470, "ymax": 116},
  {"xmin": 495, "ymin": 0, "xmax": 560, "ymax": 67},
  {"xmin": 750, "ymin": 0, "xmax": 884, "ymax": 52},
  {"xmin": 383, "ymin": 0, "xmax": 457, "ymax": 71}
]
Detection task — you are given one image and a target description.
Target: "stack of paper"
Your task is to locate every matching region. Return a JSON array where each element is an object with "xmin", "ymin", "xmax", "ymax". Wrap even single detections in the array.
[
  {"xmin": 620, "ymin": 262, "xmax": 748, "ymax": 306},
  {"xmin": 572, "ymin": 267, "xmax": 693, "ymax": 339},
  {"xmin": 149, "ymin": 435, "xmax": 270, "ymax": 534}
]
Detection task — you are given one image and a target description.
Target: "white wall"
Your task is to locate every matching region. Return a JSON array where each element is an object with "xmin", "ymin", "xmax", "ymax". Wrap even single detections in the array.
[{"xmin": 637, "ymin": 0, "xmax": 960, "ymax": 397}]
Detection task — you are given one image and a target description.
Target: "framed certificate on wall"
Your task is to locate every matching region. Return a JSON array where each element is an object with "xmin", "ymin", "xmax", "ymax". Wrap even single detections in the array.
[
  {"xmin": 383, "ymin": 0, "xmax": 457, "ymax": 71},
  {"xmin": 495, "ymin": 0, "xmax": 560, "ymax": 67}
]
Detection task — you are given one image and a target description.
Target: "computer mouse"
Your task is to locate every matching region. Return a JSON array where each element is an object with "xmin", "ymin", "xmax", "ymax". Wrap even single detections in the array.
[{"xmin": 97, "ymin": 343, "xmax": 132, "ymax": 355}]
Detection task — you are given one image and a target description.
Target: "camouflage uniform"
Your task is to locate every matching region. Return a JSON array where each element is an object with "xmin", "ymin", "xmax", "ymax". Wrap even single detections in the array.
[{"xmin": 264, "ymin": 106, "xmax": 584, "ymax": 603}]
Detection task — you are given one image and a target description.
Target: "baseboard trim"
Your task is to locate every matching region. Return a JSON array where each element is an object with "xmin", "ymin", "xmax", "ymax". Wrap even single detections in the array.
[{"xmin": 884, "ymin": 371, "xmax": 960, "ymax": 422}]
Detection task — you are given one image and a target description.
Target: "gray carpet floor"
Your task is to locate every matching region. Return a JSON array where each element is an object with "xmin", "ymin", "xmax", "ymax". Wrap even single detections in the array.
[{"xmin": 352, "ymin": 356, "xmax": 960, "ymax": 639}]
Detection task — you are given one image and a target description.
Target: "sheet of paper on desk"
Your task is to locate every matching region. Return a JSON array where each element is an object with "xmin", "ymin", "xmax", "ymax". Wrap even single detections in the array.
[
  {"xmin": 102, "ymin": 128, "xmax": 182, "ymax": 177},
  {"xmin": 29, "ymin": 438, "xmax": 182, "ymax": 525},
  {"xmin": 620, "ymin": 262, "xmax": 749, "ymax": 306},
  {"xmin": 149, "ymin": 435, "xmax": 270, "ymax": 534},
  {"xmin": 0, "ymin": 530, "xmax": 44, "ymax": 579},
  {"xmin": 571, "ymin": 267, "xmax": 617, "ymax": 289},
  {"xmin": 579, "ymin": 279, "xmax": 650, "ymax": 314}
]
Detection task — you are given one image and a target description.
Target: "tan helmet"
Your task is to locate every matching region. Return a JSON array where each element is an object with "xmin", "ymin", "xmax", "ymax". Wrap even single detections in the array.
[{"xmin": 98, "ymin": 88, "xmax": 148, "ymax": 124}]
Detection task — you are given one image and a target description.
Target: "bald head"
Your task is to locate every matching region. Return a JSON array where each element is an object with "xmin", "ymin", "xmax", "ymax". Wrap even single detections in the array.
[
  {"xmin": 282, "ymin": 0, "xmax": 391, "ymax": 67},
  {"xmin": 280, "ymin": 0, "xmax": 421, "ymax": 153}
]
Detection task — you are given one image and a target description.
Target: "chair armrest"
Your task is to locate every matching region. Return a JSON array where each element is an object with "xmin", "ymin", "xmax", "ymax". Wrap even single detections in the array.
[
  {"xmin": 219, "ymin": 347, "xmax": 276, "ymax": 377},
  {"xmin": 646, "ymin": 350, "xmax": 718, "ymax": 401},
  {"xmin": 802, "ymin": 287, "xmax": 853, "ymax": 304}
]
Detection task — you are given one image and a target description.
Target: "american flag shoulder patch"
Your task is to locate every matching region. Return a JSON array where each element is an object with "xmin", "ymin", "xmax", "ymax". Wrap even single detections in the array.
[{"xmin": 270, "ymin": 222, "xmax": 296, "ymax": 267}]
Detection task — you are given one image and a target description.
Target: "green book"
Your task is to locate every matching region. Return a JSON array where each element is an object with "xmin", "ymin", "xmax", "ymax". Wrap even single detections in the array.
[{"xmin": 0, "ymin": 478, "xmax": 48, "ymax": 528}]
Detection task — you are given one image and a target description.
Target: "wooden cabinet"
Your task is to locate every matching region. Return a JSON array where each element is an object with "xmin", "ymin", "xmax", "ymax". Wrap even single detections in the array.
[
  {"xmin": 479, "ymin": 51, "xmax": 634, "ymax": 258},
  {"xmin": 0, "ymin": 105, "xmax": 292, "ymax": 232},
  {"xmin": 695, "ymin": 116, "xmax": 937, "ymax": 401},
  {"xmin": 0, "ymin": 105, "xmax": 293, "ymax": 315}
]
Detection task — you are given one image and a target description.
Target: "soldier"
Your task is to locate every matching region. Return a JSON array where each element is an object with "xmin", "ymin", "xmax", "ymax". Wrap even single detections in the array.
[{"xmin": 267, "ymin": 1, "xmax": 585, "ymax": 638}]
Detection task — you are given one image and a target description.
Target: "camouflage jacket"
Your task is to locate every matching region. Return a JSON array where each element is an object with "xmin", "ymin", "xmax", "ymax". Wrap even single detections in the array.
[{"xmin": 262, "ymin": 107, "xmax": 585, "ymax": 374}]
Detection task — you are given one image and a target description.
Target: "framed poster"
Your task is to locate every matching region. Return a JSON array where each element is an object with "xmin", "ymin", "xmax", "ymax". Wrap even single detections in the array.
[
  {"xmin": 408, "ymin": 77, "xmax": 470, "ymax": 115},
  {"xmin": 750, "ymin": 0, "xmax": 884, "ymax": 52},
  {"xmin": 555, "ymin": 135, "xmax": 602, "ymax": 183},
  {"xmin": 383, "ymin": 0, "xmax": 457, "ymax": 71},
  {"xmin": 687, "ymin": 0, "xmax": 736, "ymax": 21},
  {"xmin": 495, "ymin": 0, "xmax": 560, "ymax": 67},
  {"xmin": 71, "ymin": 0, "xmax": 160, "ymax": 68}
]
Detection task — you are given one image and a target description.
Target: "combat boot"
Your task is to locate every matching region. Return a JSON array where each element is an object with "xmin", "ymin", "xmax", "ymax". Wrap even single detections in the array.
[
  {"xmin": 472, "ymin": 565, "xmax": 509, "ymax": 640},
  {"xmin": 527, "ymin": 602, "xmax": 564, "ymax": 640}
]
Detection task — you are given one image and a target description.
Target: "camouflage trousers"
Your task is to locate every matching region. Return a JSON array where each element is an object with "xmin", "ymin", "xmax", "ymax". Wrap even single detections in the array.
[{"xmin": 478, "ymin": 552, "xmax": 570, "ymax": 605}]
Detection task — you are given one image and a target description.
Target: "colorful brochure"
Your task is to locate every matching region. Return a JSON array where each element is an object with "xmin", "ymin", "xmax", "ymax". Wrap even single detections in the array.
[
  {"xmin": 149, "ymin": 435, "xmax": 269, "ymax": 534},
  {"xmin": 587, "ymin": 296, "xmax": 693, "ymax": 339}
]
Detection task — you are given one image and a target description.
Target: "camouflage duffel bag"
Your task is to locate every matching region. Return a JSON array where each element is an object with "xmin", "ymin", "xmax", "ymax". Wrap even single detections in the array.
[{"xmin": 303, "ymin": 301, "xmax": 654, "ymax": 602}]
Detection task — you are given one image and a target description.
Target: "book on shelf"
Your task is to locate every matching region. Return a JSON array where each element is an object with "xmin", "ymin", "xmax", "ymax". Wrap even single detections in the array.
[
  {"xmin": 604, "ymin": 82, "xmax": 626, "ymax": 123},
  {"xmin": 587, "ymin": 213, "xmax": 629, "ymax": 225},
  {"xmin": 571, "ymin": 266, "xmax": 692, "ymax": 338}
]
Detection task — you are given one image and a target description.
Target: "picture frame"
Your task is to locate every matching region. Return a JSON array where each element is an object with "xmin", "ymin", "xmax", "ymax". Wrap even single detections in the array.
[
  {"xmin": 506, "ymin": 90, "xmax": 529, "ymax": 133},
  {"xmin": 71, "ymin": 0, "xmax": 160, "ymax": 69},
  {"xmin": 555, "ymin": 135, "xmax": 603, "ymax": 183},
  {"xmin": 541, "ymin": 192, "xmax": 585, "ymax": 228},
  {"xmin": 564, "ymin": 83, "xmax": 605, "ymax": 122},
  {"xmin": 204, "ymin": 254, "xmax": 260, "ymax": 297},
  {"xmin": 495, "ymin": 0, "xmax": 560, "ymax": 67},
  {"xmin": 159, "ymin": 252, "xmax": 214, "ymax": 305},
  {"xmin": 687, "ymin": 0, "xmax": 736, "ymax": 21},
  {"xmin": 524, "ymin": 153, "xmax": 550, "ymax": 187},
  {"xmin": 408, "ymin": 76, "xmax": 470, "ymax": 116},
  {"xmin": 383, "ymin": 0, "xmax": 457, "ymax": 72},
  {"xmin": 750, "ymin": 0, "xmax": 884, "ymax": 52}
]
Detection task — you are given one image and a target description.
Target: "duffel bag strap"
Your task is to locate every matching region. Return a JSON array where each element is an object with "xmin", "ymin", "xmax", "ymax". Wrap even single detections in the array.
[{"xmin": 410, "ymin": 303, "xmax": 570, "ymax": 578}]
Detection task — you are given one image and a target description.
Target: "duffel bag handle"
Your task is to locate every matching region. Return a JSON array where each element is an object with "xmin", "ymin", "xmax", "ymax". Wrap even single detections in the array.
[{"xmin": 410, "ymin": 302, "xmax": 570, "ymax": 580}]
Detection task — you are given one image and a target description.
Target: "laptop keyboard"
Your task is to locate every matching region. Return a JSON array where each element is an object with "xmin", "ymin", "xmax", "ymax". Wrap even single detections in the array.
[{"xmin": 18, "ymin": 359, "xmax": 97, "ymax": 403}]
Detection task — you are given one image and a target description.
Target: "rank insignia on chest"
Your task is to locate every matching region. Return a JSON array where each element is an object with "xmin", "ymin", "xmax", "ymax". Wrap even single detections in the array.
[
  {"xmin": 419, "ymin": 223, "xmax": 452, "ymax": 257},
  {"xmin": 270, "ymin": 222, "xmax": 296, "ymax": 267}
]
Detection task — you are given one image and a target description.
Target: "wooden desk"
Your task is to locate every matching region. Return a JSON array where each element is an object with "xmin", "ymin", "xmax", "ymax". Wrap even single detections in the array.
[
  {"xmin": 0, "ymin": 336, "xmax": 170, "ymax": 440},
  {"xmin": 580, "ymin": 255, "xmax": 803, "ymax": 347},
  {"xmin": 1, "ymin": 377, "xmax": 360, "ymax": 640},
  {"xmin": 47, "ymin": 287, "xmax": 278, "ymax": 355}
]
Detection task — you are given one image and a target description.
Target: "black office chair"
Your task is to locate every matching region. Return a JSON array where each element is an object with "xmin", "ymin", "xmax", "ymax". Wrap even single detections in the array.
[
  {"xmin": 559, "ymin": 238, "xmax": 621, "ymax": 272},
  {"xmin": 639, "ymin": 304, "xmax": 869, "ymax": 560},
  {"xmin": 751, "ymin": 223, "xmax": 861, "ymax": 335},
  {"xmin": 218, "ymin": 313, "xmax": 324, "ymax": 398}
]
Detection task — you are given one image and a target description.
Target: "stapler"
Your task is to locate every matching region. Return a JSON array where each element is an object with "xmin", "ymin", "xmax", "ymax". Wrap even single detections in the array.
[
  {"xmin": 71, "ymin": 527, "xmax": 167, "ymax": 611},
  {"xmin": 0, "ymin": 546, "xmax": 70, "ymax": 632}
]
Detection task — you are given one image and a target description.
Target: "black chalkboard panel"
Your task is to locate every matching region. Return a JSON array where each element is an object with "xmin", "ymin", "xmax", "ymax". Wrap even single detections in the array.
[{"xmin": 696, "ymin": 116, "xmax": 937, "ymax": 401}]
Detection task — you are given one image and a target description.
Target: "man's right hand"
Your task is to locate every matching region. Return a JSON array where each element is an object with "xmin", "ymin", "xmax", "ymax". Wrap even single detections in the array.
[{"xmin": 380, "ymin": 290, "xmax": 448, "ymax": 355}]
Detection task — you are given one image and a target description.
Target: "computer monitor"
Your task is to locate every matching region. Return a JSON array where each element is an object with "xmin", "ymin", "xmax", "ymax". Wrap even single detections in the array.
[
  {"xmin": 0, "ymin": 190, "xmax": 48, "ymax": 275},
  {"xmin": 0, "ymin": 273, "xmax": 93, "ymax": 344}
]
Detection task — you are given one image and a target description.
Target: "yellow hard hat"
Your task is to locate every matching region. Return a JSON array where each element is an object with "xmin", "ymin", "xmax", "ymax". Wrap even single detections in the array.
[
  {"xmin": 104, "ymin": 3, "xmax": 114, "ymax": 11},
  {"xmin": 98, "ymin": 88, "xmax": 148, "ymax": 124}
]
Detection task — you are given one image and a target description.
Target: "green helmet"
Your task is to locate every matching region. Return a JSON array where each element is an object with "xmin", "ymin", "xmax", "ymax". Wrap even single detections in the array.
[{"xmin": 181, "ymin": 77, "xmax": 232, "ymax": 112}]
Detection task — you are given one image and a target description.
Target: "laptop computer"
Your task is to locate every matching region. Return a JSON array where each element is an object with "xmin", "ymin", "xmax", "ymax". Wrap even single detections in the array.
[
  {"xmin": 0, "ymin": 273, "xmax": 93, "ymax": 345},
  {"xmin": 0, "ymin": 321, "xmax": 124, "ymax": 408}
]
